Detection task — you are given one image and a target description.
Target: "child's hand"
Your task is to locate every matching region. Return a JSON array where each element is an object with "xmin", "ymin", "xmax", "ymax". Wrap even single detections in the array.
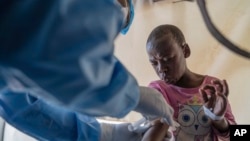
[{"xmin": 199, "ymin": 79, "xmax": 228, "ymax": 120}]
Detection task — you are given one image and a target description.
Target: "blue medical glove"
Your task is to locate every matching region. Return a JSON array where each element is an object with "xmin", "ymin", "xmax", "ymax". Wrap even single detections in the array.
[
  {"xmin": 100, "ymin": 122, "xmax": 142, "ymax": 141},
  {"xmin": 134, "ymin": 86, "xmax": 179, "ymax": 127}
]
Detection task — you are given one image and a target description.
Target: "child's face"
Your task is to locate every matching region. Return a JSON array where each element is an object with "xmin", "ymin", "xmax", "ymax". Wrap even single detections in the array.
[{"xmin": 147, "ymin": 39, "xmax": 187, "ymax": 85}]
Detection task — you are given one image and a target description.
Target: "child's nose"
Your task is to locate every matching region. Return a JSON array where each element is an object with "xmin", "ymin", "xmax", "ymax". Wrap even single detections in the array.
[{"xmin": 158, "ymin": 63, "xmax": 168, "ymax": 73}]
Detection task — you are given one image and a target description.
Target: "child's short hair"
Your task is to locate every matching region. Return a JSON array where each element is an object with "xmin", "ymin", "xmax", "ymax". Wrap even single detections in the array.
[{"xmin": 147, "ymin": 24, "xmax": 186, "ymax": 47}]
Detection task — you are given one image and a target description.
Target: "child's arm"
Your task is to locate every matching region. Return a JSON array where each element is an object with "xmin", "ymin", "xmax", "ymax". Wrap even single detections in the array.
[
  {"xmin": 141, "ymin": 119, "xmax": 170, "ymax": 141},
  {"xmin": 200, "ymin": 79, "xmax": 234, "ymax": 133}
]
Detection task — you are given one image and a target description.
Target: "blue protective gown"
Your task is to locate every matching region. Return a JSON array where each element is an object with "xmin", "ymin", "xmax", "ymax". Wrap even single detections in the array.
[{"xmin": 0, "ymin": 0, "xmax": 139, "ymax": 140}]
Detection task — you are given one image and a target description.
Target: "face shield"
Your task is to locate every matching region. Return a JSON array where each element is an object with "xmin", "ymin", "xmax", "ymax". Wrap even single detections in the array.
[{"xmin": 117, "ymin": 0, "xmax": 135, "ymax": 35}]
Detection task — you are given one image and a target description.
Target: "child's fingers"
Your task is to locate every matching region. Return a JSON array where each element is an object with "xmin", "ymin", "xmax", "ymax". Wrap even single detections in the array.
[
  {"xmin": 216, "ymin": 93, "xmax": 228, "ymax": 116},
  {"xmin": 212, "ymin": 79, "xmax": 222, "ymax": 93},
  {"xmin": 208, "ymin": 90, "xmax": 217, "ymax": 110},
  {"xmin": 202, "ymin": 85, "xmax": 216, "ymax": 93},
  {"xmin": 199, "ymin": 89, "xmax": 209, "ymax": 102},
  {"xmin": 200, "ymin": 85, "xmax": 217, "ymax": 110},
  {"xmin": 200, "ymin": 84, "xmax": 216, "ymax": 101},
  {"xmin": 222, "ymin": 80, "xmax": 229, "ymax": 97},
  {"xmin": 212, "ymin": 79, "xmax": 229, "ymax": 97}
]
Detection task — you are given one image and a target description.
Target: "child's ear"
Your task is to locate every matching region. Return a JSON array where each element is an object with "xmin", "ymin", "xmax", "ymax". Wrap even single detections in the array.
[{"xmin": 182, "ymin": 43, "xmax": 191, "ymax": 58}]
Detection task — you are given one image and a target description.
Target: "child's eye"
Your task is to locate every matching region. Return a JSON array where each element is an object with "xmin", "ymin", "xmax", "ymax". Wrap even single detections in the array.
[{"xmin": 150, "ymin": 61, "xmax": 157, "ymax": 66}]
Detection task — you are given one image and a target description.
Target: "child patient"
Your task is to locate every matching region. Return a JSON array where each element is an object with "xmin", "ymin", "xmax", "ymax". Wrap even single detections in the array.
[{"xmin": 142, "ymin": 24, "xmax": 236, "ymax": 141}]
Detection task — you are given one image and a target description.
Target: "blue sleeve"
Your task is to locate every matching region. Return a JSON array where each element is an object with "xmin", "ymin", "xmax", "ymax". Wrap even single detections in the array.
[
  {"xmin": 0, "ymin": 0, "xmax": 139, "ymax": 118},
  {"xmin": 0, "ymin": 88, "xmax": 100, "ymax": 141}
]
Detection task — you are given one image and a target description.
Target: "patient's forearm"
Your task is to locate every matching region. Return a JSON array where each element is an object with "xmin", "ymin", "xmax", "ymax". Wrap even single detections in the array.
[{"xmin": 142, "ymin": 120, "xmax": 169, "ymax": 141}]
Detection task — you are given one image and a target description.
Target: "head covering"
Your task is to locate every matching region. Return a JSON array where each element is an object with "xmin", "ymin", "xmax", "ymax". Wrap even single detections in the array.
[{"xmin": 120, "ymin": 0, "xmax": 134, "ymax": 35}]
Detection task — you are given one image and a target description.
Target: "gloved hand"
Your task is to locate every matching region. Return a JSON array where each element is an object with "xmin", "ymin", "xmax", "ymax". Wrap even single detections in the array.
[
  {"xmin": 129, "ymin": 117, "xmax": 173, "ymax": 141},
  {"xmin": 134, "ymin": 86, "xmax": 179, "ymax": 127},
  {"xmin": 100, "ymin": 122, "xmax": 142, "ymax": 141}
]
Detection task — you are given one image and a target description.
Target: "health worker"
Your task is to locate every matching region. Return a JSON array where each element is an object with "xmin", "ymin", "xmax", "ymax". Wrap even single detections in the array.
[{"xmin": 0, "ymin": 0, "xmax": 176, "ymax": 141}]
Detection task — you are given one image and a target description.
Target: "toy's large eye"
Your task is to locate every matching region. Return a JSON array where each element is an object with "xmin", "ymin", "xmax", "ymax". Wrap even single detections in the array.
[
  {"xmin": 197, "ymin": 110, "xmax": 211, "ymax": 128},
  {"xmin": 178, "ymin": 109, "xmax": 195, "ymax": 127}
]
